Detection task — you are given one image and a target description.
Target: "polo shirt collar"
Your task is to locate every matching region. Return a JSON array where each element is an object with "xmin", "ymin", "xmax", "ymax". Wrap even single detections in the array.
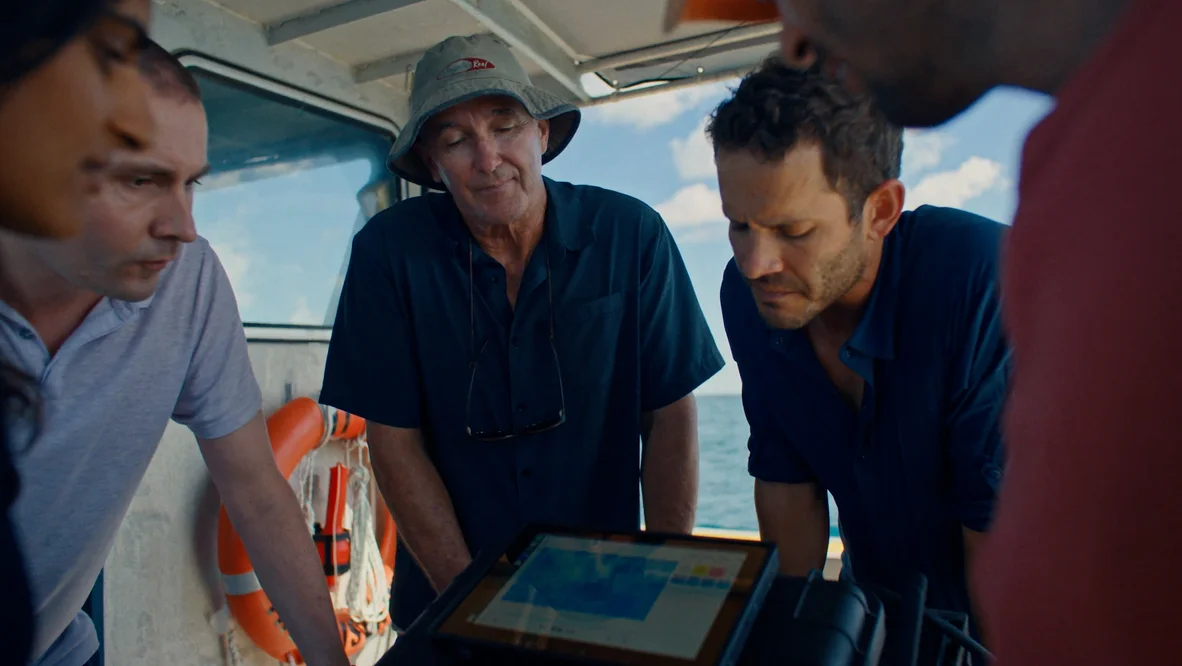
[{"xmin": 846, "ymin": 228, "xmax": 903, "ymax": 362}]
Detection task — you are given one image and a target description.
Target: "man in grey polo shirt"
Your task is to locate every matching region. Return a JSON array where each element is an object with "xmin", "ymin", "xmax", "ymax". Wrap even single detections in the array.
[{"xmin": 0, "ymin": 44, "xmax": 350, "ymax": 666}]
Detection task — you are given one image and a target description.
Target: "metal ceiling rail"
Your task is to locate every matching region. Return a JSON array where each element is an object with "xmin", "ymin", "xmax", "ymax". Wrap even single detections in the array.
[
  {"xmin": 354, "ymin": 23, "xmax": 776, "ymax": 96},
  {"xmin": 575, "ymin": 22, "xmax": 780, "ymax": 74},
  {"xmin": 577, "ymin": 64, "xmax": 753, "ymax": 108},
  {"xmin": 610, "ymin": 32, "xmax": 779, "ymax": 72},
  {"xmin": 353, "ymin": 50, "xmax": 421, "ymax": 85},
  {"xmin": 264, "ymin": 0, "xmax": 429, "ymax": 45}
]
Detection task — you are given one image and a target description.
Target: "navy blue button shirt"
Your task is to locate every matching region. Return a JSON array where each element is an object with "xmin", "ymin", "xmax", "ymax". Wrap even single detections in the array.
[
  {"xmin": 721, "ymin": 205, "xmax": 1009, "ymax": 617},
  {"xmin": 321, "ymin": 177, "xmax": 724, "ymax": 628}
]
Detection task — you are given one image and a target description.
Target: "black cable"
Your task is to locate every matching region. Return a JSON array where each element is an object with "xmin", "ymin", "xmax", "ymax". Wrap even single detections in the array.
[
  {"xmin": 864, "ymin": 582, "xmax": 995, "ymax": 664},
  {"xmin": 923, "ymin": 611, "xmax": 992, "ymax": 663},
  {"xmin": 595, "ymin": 21, "xmax": 756, "ymax": 92}
]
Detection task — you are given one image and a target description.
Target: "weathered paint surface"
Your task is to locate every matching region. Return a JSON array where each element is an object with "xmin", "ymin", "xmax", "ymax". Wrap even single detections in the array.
[{"xmin": 151, "ymin": 0, "xmax": 409, "ymax": 127}]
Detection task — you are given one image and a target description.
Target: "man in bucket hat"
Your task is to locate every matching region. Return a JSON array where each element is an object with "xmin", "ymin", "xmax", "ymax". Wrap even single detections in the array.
[{"xmin": 319, "ymin": 34, "xmax": 724, "ymax": 631}]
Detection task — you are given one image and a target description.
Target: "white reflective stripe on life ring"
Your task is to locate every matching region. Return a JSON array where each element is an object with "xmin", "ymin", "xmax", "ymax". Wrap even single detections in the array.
[{"xmin": 223, "ymin": 570, "xmax": 263, "ymax": 596}]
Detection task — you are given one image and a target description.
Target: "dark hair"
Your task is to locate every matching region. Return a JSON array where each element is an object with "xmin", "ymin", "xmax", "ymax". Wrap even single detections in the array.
[
  {"xmin": 139, "ymin": 39, "xmax": 202, "ymax": 102},
  {"xmin": 707, "ymin": 56, "xmax": 903, "ymax": 219},
  {"xmin": 0, "ymin": 0, "xmax": 113, "ymax": 90}
]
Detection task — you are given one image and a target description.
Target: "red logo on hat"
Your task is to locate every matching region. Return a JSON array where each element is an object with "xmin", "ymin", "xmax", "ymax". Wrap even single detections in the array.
[{"xmin": 436, "ymin": 57, "xmax": 496, "ymax": 80}]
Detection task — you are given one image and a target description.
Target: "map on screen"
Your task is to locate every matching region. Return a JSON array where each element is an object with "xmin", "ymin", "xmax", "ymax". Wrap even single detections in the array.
[
  {"xmin": 472, "ymin": 535, "xmax": 748, "ymax": 660},
  {"xmin": 502, "ymin": 548, "xmax": 677, "ymax": 620}
]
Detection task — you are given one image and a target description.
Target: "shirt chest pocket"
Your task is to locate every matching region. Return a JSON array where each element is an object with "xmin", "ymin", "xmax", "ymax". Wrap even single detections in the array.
[{"xmin": 554, "ymin": 291, "xmax": 626, "ymax": 394}]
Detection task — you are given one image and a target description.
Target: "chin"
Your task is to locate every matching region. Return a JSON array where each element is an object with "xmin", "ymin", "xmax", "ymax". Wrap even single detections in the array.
[
  {"xmin": 756, "ymin": 304, "xmax": 811, "ymax": 331},
  {"xmin": 868, "ymin": 80, "xmax": 988, "ymax": 128},
  {"xmin": 105, "ymin": 278, "xmax": 161, "ymax": 303}
]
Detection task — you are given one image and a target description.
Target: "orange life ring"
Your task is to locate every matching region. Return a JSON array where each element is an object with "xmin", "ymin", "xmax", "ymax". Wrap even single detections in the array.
[{"xmin": 216, "ymin": 397, "xmax": 396, "ymax": 663}]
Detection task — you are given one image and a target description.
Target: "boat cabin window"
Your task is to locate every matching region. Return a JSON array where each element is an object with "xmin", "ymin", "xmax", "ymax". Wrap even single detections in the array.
[{"xmin": 191, "ymin": 68, "xmax": 398, "ymax": 329}]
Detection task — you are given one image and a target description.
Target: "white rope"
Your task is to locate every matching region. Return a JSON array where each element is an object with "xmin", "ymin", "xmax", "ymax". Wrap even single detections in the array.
[
  {"xmin": 209, "ymin": 606, "xmax": 244, "ymax": 666},
  {"xmin": 282, "ymin": 411, "xmax": 391, "ymax": 643},
  {"xmin": 290, "ymin": 447, "xmax": 318, "ymax": 534},
  {"xmin": 343, "ymin": 437, "xmax": 391, "ymax": 632},
  {"xmin": 289, "ymin": 406, "xmax": 334, "ymax": 533}
]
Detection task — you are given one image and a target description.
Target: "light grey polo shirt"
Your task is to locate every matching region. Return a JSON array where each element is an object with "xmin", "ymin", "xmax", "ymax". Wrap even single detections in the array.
[{"xmin": 1, "ymin": 236, "xmax": 263, "ymax": 666}]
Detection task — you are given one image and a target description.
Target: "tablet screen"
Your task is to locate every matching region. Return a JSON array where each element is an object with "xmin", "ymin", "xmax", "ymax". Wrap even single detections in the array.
[{"xmin": 434, "ymin": 529, "xmax": 776, "ymax": 665}]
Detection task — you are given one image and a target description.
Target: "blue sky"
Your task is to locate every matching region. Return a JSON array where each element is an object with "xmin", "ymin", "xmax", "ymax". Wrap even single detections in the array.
[{"xmin": 196, "ymin": 77, "xmax": 1053, "ymax": 396}]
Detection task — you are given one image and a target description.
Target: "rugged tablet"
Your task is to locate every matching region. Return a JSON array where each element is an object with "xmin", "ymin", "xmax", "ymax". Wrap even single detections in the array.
[{"xmin": 429, "ymin": 524, "xmax": 779, "ymax": 666}]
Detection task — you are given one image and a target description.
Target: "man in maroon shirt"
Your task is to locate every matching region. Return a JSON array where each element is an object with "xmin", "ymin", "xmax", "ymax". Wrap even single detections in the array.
[{"xmin": 670, "ymin": 0, "xmax": 1182, "ymax": 663}]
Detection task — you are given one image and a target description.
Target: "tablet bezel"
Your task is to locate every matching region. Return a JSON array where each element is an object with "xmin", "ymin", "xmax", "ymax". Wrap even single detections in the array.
[{"xmin": 429, "ymin": 524, "xmax": 778, "ymax": 666}]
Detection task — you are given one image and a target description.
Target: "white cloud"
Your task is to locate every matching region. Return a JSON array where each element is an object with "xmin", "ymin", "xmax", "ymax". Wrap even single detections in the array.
[
  {"xmin": 907, "ymin": 156, "xmax": 1006, "ymax": 209},
  {"xmin": 679, "ymin": 224, "xmax": 728, "ymax": 244},
  {"xmin": 289, "ymin": 294, "xmax": 316, "ymax": 325},
  {"xmin": 584, "ymin": 81, "xmax": 732, "ymax": 130},
  {"xmin": 197, "ymin": 156, "xmax": 336, "ymax": 193},
  {"xmin": 901, "ymin": 129, "xmax": 956, "ymax": 178},
  {"xmin": 203, "ymin": 218, "xmax": 254, "ymax": 310},
  {"xmin": 654, "ymin": 183, "xmax": 726, "ymax": 229},
  {"xmin": 671, "ymin": 116, "xmax": 716, "ymax": 181}
]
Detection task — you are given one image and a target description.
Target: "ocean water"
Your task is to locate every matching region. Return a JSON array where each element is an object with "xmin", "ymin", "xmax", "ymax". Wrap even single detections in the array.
[{"xmin": 694, "ymin": 394, "xmax": 840, "ymax": 536}]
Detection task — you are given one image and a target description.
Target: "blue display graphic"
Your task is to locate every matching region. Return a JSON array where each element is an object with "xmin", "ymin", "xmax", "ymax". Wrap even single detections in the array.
[{"xmin": 504, "ymin": 548, "xmax": 678, "ymax": 621}]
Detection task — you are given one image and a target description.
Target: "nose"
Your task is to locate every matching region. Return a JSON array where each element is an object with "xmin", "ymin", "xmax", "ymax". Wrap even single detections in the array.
[
  {"xmin": 107, "ymin": 59, "xmax": 155, "ymax": 151},
  {"xmin": 733, "ymin": 230, "xmax": 784, "ymax": 282},
  {"xmin": 779, "ymin": 24, "xmax": 819, "ymax": 69},
  {"xmin": 472, "ymin": 134, "xmax": 503, "ymax": 174},
  {"xmin": 154, "ymin": 191, "xmax": 198, "ymax": 244}
]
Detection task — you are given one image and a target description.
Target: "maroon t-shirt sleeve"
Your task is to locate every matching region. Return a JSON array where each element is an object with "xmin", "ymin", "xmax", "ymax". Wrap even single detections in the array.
[{"xmin": 975, "ymin": 1, "xmax": 1182, "ymax": 663}]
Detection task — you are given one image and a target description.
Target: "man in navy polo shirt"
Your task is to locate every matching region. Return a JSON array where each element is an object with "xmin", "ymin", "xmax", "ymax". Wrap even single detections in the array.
[
  {"xmin": 713, "ymin": 60, "xmax": 1009, "ymax": 631},
  {"xmin": 320, "ymin": 34, "xmax": 723, "ymax": 631}
]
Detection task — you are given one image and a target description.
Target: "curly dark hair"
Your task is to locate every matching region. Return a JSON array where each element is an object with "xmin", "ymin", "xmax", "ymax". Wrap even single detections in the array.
[{"xmin": 706, "ymin": 57, "xmax": 903, "ymax": 219}]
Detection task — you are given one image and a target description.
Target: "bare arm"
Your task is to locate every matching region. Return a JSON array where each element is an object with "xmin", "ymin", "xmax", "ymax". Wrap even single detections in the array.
[
  {"xmin": 963, "ymin": 526, "xmax": 988, "ymax": 641},
  {"xmin": 368, "ymin": 422, "xmax": 472, "ymax": 593},
  {"xmin": 641, "ymin": 394, "xmax": 699, "ymax": 533},
  {"xmin": 198, "ymin": 412, "xmax": 347, "ymax": 666},
  {"xmin": 754, "ymin": 479, "xmax": 830, "ymax": 576}
]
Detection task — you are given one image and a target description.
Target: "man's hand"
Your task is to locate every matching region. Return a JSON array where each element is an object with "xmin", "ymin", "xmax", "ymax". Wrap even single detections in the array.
[
  {"xmin": 199, "ymin": 412, "xmax": 350, "ymax": 666},
  {"xmin": 641, "ymin": 393, "xmax": 699, "ymax": 533}
]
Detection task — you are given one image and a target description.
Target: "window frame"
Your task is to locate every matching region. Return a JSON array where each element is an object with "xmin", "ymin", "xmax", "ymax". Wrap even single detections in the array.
[{"xmin": 178, "ymin": 53, "xmax": 403, "ymax": 342}]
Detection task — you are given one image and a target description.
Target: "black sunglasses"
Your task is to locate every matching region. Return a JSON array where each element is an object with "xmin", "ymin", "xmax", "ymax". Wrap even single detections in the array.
[{"xmin": 465, "ymin": 239, "xmax": 566, "ymax": 441}]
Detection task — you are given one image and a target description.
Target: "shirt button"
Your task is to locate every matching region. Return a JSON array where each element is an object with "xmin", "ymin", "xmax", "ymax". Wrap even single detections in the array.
[
  {"xmin": 516, "ymin": 402, "xmax": 527, "ymax": 412},
  {"xmin": 18, "ymin": 328, "xmax": 35, "ymax": 341},
  {"xmin": 520, "ymin": 468, "xmax": 533, "ymax": 479},
  {"xmin": 511, "ymin": 336, "xmax": 520, "ymax": 348}
]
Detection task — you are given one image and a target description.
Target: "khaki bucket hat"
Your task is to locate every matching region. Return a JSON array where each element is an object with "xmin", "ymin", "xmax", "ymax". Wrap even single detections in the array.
[{"xmin": 387, "ymin": 33, "xmax": 582, "ymax": 190}]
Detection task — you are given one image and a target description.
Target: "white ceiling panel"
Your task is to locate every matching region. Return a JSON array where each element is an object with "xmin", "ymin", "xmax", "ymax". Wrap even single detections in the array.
[
  {"xmin": 213, "ymin": 0, "xmax": 340, "ymax": 24},
  {"xmin": 292, "ymin": 0, "xmax": 482, "ymax": 65}
]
